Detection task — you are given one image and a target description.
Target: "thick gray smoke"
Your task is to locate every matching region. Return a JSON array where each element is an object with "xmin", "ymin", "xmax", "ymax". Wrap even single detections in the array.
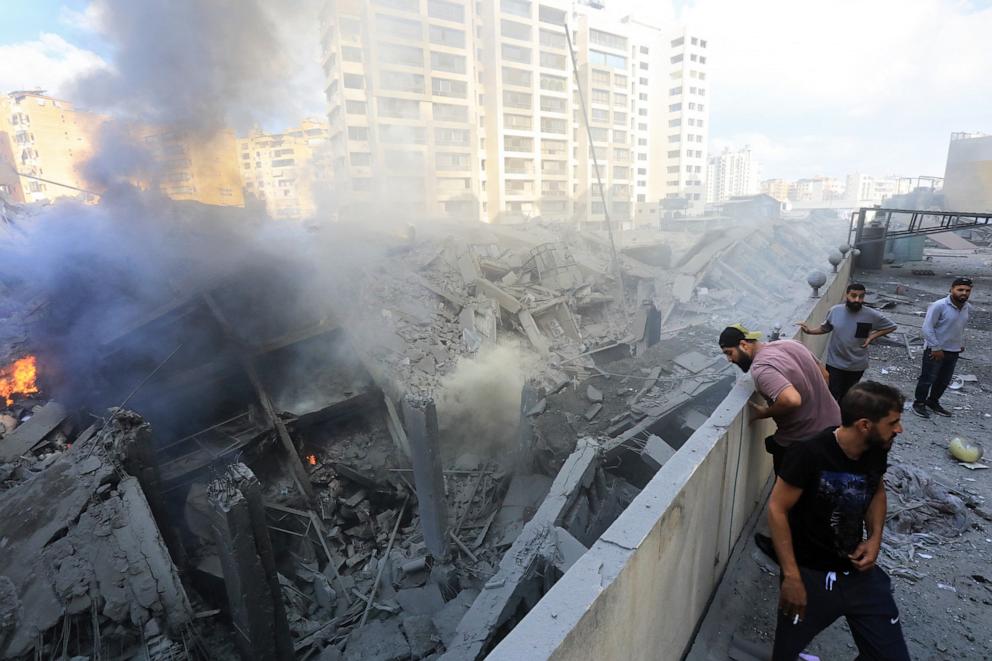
[
  {"xmin": 436, "ymin": 343, "xmax": 528, "ymax": 456},
  {"xmin": 69, "ymin": 0, "xmax": 324, "ymax": 133}
]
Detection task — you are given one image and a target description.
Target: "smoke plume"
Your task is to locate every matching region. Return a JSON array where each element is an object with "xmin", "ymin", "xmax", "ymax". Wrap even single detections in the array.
[
  {"xmin": 436, "ymin": 343, "xmax": 528, "ymax": 456},
  {"xmin": 68, "ymin": 0, "xmax": 324, "ymax": 133}
]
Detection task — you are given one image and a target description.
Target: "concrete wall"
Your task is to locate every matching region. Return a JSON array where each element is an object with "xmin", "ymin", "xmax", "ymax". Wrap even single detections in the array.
[{"xmin": 488, "ymin": 257, "xmax": 851, "ymax": 661}]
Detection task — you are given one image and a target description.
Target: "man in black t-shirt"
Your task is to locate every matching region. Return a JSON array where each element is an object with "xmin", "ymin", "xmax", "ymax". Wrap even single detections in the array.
[{"xmin": 768, "ymin": 381, "xmax": 910, "ymax": 661}]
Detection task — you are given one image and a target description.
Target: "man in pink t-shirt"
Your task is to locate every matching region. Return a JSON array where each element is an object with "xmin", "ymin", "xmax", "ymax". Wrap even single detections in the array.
[
  {"xmin": 718, "ymin": 324, "xmax": 841, "ymax": 474},
  {"xmin": 720, "ymin": 323, "xmax": 842, "ymax": 564}
]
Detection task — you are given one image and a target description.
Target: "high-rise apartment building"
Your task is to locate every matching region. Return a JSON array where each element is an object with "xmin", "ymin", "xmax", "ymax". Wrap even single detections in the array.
[
  {"xmin": 705, "ymin": 146, "xmax": 758, "ymax": 204},
  {"xmin": 319, "ymin": 0, "xmax": 709, "ymax": 224},
  {"xmin": 138, "ymin": 128, "xmax": 245, "ymax": 207},
  {"xmin": 239, "ymin": 119, "xmax": 332, "ymax": 220},
  {"xmin": 0, "ymin": 91, "xmax": 103, "ymax": 204},
  {"xmin": 659, "ymin": 27, "xmax": 710, "ymax": 214}
]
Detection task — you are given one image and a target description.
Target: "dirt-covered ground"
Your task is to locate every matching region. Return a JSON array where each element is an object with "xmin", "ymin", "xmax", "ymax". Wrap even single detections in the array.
[{"xmin": 687, "ymin": 252, "xmax": 992, "ymax": 661}]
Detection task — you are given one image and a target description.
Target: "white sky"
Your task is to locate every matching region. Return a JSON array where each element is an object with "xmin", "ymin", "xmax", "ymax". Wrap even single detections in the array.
[{"xmin": 609, "ymin": 0, "xmax": 992, "ymax": 179}]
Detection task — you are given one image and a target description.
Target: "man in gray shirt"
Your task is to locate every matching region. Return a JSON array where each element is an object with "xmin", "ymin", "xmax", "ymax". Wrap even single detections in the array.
[
  {"xmin": 799, "ymin": 283, "xmax": 897, "ymax": 402},
  {"xmin": 912, "ymin": 277, "xmax": 974, "ymax": 418}
]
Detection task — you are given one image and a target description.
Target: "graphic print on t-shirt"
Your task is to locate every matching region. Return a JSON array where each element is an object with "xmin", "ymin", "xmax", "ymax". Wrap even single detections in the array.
[{"xmin": 817, "ymin": 470, "xmax": 872, "ymax": 557}]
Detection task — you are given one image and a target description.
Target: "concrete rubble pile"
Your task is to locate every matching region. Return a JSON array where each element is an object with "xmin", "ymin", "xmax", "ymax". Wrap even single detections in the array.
[
  {"xmin": 0, "ymin": 409, "xmax": 193, "ymax": 660},
  {"xmin": 0, "ymin": 202, "xmax": 845, "ymax": 659}
]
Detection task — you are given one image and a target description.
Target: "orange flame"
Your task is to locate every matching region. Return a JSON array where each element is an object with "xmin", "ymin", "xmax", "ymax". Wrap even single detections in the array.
[
  {"xmin": 306, "ymin": 454, "xmax": 318, "ymax": 466},
  {"xmin": 1, "ymin": 356, "xmax": 39, "ymax": 406}
]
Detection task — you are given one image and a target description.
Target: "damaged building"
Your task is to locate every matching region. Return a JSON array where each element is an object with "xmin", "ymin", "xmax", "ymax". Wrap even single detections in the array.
[{"xmin": 0, "ymin": 196, "xmax": 845, "ymax": 660}]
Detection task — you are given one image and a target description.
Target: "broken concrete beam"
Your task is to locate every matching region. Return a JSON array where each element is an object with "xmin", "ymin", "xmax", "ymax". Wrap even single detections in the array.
[
  {"xmin": 402, "ymin": 396, "xmax": 450, "ymax": 558},
  {"xmin": 474, "ymin": 278, "xmax": 522, "ymax": 314},
  {"xmin": 208, "ymin": 463, "xmax": 294, "ymax": 661},
  {"xmin": 440, "ymin": 438, "xmax": 600, "ymax": 661},
  {"xmin": 516, "ymin": 383, "xmax": 539, "ymax": 473},
  {"xmin": 0, "ymin": 401, "xmax": 67, "ymax": 462},
  {"xmin": 517, "ymin": 310, "xmax": 550, "ymax": 355},
  {"xmin": 457, "ymin": 253, "xmax": 481, "ymax": 285}
]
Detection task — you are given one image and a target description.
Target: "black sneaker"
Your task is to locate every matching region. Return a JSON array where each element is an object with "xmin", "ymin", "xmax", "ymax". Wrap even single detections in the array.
[
  {"xmin": 927, "ymin": 401, "xmax": 952, "ymax": 417},
  {"xmin": 912, "ymin": 402, "xmax": 931, "ymax": 418},
  {"xmin": 754, "ymin": 532, "xmax": 779, "ymax": 564}
]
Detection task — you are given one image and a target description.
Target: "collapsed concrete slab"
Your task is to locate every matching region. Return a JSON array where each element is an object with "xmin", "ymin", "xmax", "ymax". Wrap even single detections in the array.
[
  {"xmin": 0, "ymin": 410, "xmax": 191, "ymax": 658},
  {"xmin": 440, "ymin": 438, "xmax": 600, "ymax": 660}
]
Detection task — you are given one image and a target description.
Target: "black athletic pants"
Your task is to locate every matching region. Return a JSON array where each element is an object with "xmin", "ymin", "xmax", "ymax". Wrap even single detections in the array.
[
  {"xmin": 772, "ymin": 566, "xmax": 910, "ymax": 661},
  {"xmin": 826, "ymin": 365, "xmax": 864, "ymax": 403}
]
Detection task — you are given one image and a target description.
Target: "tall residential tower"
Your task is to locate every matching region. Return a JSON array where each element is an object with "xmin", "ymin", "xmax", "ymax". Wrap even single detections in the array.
[{"xmin": 319, "ymin": 0, "xmax": 710, "ymax": 224}]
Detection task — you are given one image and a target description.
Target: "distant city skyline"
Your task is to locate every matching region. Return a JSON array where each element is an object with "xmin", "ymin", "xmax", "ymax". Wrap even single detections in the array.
[{"xmin": 2, "ymin": 0, "xmax": 990, "ymax": 181}]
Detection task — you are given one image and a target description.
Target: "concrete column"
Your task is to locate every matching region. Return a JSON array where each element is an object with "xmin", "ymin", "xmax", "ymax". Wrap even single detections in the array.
[
  {"xmin": 516, "ymin": 383, "xmax": 539, "ymax": 473},
  {"xmin": 402, "ymin": 396, "xmax": 449, "ymax": 558},
  {"xmin": 208, "ymin": 463, "xmax": 294, "ymax": 660}
]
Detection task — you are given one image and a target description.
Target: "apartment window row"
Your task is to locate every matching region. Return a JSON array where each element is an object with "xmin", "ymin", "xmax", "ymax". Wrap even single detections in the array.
[
  {"xmin": 431, "ymin": 50, "xmax": 466, "ymax": 73},
  {"xmin": 377, "ymin": 14, "xmax": 421, "ymax": 39},
  {"xmin": 379, "ymin": 97, "xmax": 420, "ymax": 118},
  {"xmin": 589, "ymin": 49, "xmax": 627, "ymax": 70},
  {"xmin": 428, "ymin": 0, "xmax": 464, "ymax": 22},
  {"xmin": 434, "ymin": 102, "xmax": 468, "ymax": 121},
  {"xmin": 433, "ymin": 77, "xmax": 467, "ymax": 98},
  {"xmin": 373, "ymin": 0, "xmax": 419, "ymax": 12},
  {"xmin": 501, "ymin": 19, "xmax": 531, "ymax": 41},
  {"xmin": 503, "ymin": 89, "xmax": 531, "ymax": 109},
  {"xmin": 503, "ymin": 66, "xmax": 532, "ymax": 87},
  {"xmin": 590, "ymin": 29, "xmax": 627, "ymax": 51},
  {"xmin": 690, "ymin": 53, "xmax": 707, "ymax": 64},
  {"xmin": 538, "ymin": 4, "xmax": 566, "ymax": 25},
  {"xmin": 430, "ymin": 24, "xmax": 465, "ymax": 47},
  {"xmin": 540, "ymin": 51, "xmax": 566, "ymax": 69},
  {"xmin": 540, "ymin": 95, "xmax": 566, "ymax": 113},
  {"xmin": 501, "ymin": 0, "xmax": 531, "ymax": 17},
  {"xmin": 540, "ymin": 28, "xmax": 566, "ymax": 49},
  {"xmin": 379, "ymin": 43, "xmax": 423, "ymax": 65},
  {"xmin": 381, "ymin": 70, "xmax": 423, "ymax": 92},
  {"xmin": 541, "ymin": 73, "xmax": 567, "ymax": 92},
  {"xmin": 437, "ymin": 152, "xmax": 471, "ymax": 169}
]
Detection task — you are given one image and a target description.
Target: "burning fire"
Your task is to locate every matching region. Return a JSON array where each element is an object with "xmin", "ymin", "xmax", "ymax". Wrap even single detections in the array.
[
  {"xmin": 1, "ymin": 356, "xmax": 39, "ymax": 406},
  {"xmin": 306, "ymin": 454, "xmax": 318, "ymax": 466}
]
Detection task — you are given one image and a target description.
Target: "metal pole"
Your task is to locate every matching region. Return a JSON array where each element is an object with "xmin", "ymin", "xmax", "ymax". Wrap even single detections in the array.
[
  {"xmin": 565, "ymin": 23, "xmax": 626, "ymax": 314},
  {"xmin": 14, "ymin": 170, "xmax": 101, "ymax": 197}
]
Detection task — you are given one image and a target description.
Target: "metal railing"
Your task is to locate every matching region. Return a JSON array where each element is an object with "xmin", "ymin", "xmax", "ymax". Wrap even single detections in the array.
[{"xmin": 849, "ymin": 207, "xmax": 992, "ymax": 247}]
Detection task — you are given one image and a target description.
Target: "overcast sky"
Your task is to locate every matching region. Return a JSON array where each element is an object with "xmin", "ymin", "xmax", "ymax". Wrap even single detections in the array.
[{"xmin": 2, "ymin": 0, "xmax": 990, "ymax": 180}]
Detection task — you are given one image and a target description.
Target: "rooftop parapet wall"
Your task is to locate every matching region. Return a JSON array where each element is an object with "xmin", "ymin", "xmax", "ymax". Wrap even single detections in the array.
[{"xmin": 488, "ymin": 256, "xmax": 852, "ymax": 661}]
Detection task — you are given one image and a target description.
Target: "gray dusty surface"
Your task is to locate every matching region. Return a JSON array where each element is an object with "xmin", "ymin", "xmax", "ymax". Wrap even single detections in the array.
[{"xmin": 688, "ymin": 253, "xmax": 992, "ymax": 661}]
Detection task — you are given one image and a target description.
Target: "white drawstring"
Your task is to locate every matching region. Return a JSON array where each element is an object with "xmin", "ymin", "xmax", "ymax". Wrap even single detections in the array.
[{"xmin": 825, "ymin": 571, "xmax": 837, "ymax": 591}]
